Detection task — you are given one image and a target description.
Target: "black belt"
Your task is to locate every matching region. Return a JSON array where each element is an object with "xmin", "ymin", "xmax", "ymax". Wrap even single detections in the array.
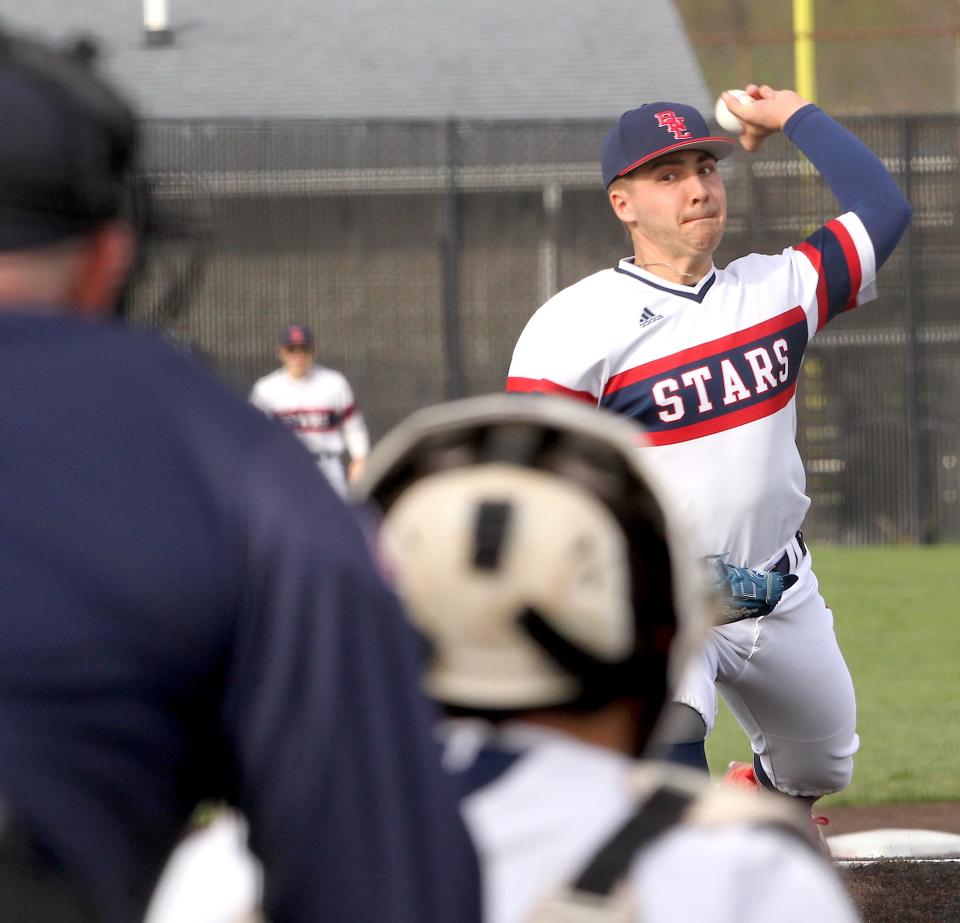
[{"xmin": 772, "ymin": 530, "xmax": 807, "ymax": 576}]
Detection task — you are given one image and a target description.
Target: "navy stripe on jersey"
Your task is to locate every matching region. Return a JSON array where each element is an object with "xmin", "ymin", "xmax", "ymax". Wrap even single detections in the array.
[
  {"xmin": 274, "ymin": 406, "xmax": 345, "ymax": 432},
  {"xmin": 601, "ymin": 307, "xmax": 808, "ymax": 446},
  {"xmin": 613, "ymin": 266, "xmax": 717, "ymax": 303},
  {"xmin": 794, "ymin": 217, "xmax": 862, "ymax": 332}
]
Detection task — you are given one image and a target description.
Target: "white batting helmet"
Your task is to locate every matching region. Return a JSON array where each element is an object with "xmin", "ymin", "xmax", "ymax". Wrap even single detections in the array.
[{"xmin": 355, "ymin": 394, "xmax": 711, "ymax": 713}]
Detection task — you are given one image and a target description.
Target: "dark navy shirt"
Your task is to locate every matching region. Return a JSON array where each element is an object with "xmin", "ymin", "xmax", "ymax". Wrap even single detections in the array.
[{"xmin": 0, "ymin": 312, "xmax": 480, "ymax": 922}]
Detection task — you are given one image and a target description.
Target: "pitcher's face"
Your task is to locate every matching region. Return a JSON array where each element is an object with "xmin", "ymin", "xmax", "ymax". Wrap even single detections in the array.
[{"xmin": 609, "ymin": 149, "xmax": 726, "ymax": 276}]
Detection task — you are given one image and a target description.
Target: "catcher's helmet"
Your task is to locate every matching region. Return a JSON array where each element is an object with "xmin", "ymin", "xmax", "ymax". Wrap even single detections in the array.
[{"xmin": 355, "ymin": 395, "xmax": 711, "ymax": 714}]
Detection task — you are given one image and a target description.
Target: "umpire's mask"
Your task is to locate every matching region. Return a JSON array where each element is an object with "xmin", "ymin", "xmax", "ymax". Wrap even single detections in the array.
[{"xmin": 355, "ymin": 394, "xmax": 712, "ymax": 716}]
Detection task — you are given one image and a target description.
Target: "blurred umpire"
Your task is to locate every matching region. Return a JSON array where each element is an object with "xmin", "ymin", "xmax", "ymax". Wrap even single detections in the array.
[
  {"xmin": 0, "ymin": 28, "xmax": 480, "ymax": 923},
  {"xmin": 356, "ymin": 396, "xmax": 859, "ymax": 923}
]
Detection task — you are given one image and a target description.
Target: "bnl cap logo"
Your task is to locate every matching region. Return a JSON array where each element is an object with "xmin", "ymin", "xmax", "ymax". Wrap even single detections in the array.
[
  {"xmin": 288, "ymin": 326, "xmax": 308, "ymax": 343},
  {"xmin": 655, "ymin": 110, "xmax": 693, "ymax": 140}
]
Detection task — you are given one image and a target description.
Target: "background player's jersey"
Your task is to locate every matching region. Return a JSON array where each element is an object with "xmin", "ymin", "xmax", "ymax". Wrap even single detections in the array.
[
  {"xmin": 447, "ymin": 722, "xmax": 859, "ymax": 923},
  {"xmin": 508, "ymin": 215, "xmax": 873, "ymax": 567},
  {"xmin": 250, "ymin": 365, "xmax": 370, "ymax": 462}
]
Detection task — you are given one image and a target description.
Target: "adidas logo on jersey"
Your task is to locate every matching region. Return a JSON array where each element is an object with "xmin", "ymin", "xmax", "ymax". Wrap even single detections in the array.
[{"xmin": 639, "ymin": 307, "xmax": 664, "ymax": 328}]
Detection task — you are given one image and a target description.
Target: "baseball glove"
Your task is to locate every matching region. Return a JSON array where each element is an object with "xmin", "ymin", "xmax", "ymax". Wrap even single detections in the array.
[{"xmin": 706, "ymin": 555, "xmax": 798, "ymax": 623}]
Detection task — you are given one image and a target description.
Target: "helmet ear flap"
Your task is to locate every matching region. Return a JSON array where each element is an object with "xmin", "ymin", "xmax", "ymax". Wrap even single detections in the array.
[
  {"xmin": 380, "ymin": 464, "xmax": 637, "ymax": 709},
  {"xmin": 518, "ymin": 607, "xmax": 644, "ymax": 710},
  {"xmin": 360, "ymin": 395, "xmax": 714, "ymax": 715}
]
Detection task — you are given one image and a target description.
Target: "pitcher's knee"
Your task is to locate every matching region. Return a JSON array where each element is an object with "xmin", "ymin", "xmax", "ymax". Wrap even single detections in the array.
[
  {"xmin": 765, "ymin": 741, "xmax": 855, "ymax": 798},
  {"xmin": 808, "ymin": 751, "xmax": 854, "ymax": 796}
]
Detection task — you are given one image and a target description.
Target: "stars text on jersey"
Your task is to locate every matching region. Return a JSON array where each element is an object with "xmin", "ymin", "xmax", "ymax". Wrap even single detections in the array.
[
  {"xmin": 274, "ymin": 406, "xmax": 347, "ymax": 433},
  {"xmin": 601, "ymin": 307, "xmax": 809, "ymax": 445}
]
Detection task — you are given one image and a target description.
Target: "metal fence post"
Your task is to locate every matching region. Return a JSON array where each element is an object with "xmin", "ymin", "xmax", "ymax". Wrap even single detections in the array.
[
  {"xmin": 901, "ymin": 117, "xmax": 930, "ymax": 542},
  {"xmin": 442, "ymin": 118, "xmax": 465, "ymax": 400},
  {"xmin": 539, "ymin": 183, "xmax": 562, "ymax": 305}
]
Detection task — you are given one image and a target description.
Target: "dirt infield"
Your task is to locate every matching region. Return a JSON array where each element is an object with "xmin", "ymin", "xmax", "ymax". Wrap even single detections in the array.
[
  {"xmin": 825, "ymin": 802, "xmax": 960, "ymax": 921},
  {"xmin": 825, "ymin": 801, "xmax": 960, "ymax": 837},
  {"xmin": 840, "ymin": 861, "xmax": 960, "ymax": 922}
]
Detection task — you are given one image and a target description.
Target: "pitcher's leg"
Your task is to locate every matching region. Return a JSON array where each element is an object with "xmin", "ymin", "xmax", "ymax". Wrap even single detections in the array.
[
  {"xmin": 647, "ymin": 633, "xmax": 722, "ymax": 771},
  {"xmin": 718, "ymin": 562, "xmax": 858, "ymax": 797}
]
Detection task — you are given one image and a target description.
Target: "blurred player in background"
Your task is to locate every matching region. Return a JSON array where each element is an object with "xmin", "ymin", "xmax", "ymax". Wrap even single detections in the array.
[
  {"xmin": 356, "ymin": 395, "xmax": 860, "ymax": 923},
  {"xmin": 507, "ymin": 86, "xmax": 911, "ymax": 830},
  {"xmin": 250, "ymin": 323, "xmax": 370, "ymax": 497},
  {"xmin": 0, "ymin": 29, "xmax": 479, "ymax": 923}
]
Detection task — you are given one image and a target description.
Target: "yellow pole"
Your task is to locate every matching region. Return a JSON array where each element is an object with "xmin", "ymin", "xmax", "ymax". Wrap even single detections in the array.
[{"xmin": 793, "ymin": 0, "xmax": 817, "ymax": 102}]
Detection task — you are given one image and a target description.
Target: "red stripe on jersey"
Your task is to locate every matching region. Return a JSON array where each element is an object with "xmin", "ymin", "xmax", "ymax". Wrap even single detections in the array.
[
  {"xmin": 826, "ymin": 218, "xmax": 862, "ymax": 311},
  {"xmin": 640, "ymin": 381, "xmax": 798, "ymax": 446},
  {"xmin": 603, "ymin": 306, "xmax": 805, "ymax": 397},
  {"xmin": 341, "ymin": 403, "xmax": 356, "ymax": 420},
  {"xmin": 506, "ymin": 377, "xmax": 597, "ymax": 404},
  {"xmin": 274, "ymin": 406, "xmax": 339, "ymax": 416},
  {"xmin": 794, "ymin": 241, "xmax": 829, "ymax": 332}
]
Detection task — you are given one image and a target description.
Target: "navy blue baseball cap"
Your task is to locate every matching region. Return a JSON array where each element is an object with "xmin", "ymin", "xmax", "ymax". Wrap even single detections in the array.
[
  {"xmin": 601, "ymin": 102, "xmax": 734, "ymax": 188},
  {"xmin": 0, "ymin": 31, "xmax": 138, "ymax": 251},
  {"xmin": 279, "ymin": 324, "xmax": 314, "ymax": 347}
]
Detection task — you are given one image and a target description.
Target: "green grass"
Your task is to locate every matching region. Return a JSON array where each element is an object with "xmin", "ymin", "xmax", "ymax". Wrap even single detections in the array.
[{"xmin": 705, "ymin": 544, "xmax": 960, "ymax": 807}]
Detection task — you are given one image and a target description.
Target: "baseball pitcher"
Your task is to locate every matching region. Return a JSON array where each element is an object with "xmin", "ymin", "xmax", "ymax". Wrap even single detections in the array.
[{"xmin": 506, "ymin": 86, "xmax": 912, "ymax": 829}]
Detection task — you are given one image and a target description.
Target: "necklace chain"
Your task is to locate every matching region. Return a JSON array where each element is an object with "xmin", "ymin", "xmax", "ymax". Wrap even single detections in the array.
[{"xmin": 637, "ymin": 261, "xmax": 700, "ymax": 281}]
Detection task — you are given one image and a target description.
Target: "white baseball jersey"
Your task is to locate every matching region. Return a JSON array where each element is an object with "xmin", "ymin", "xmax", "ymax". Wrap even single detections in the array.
[
  {"xmin": 250, "ymin": 365, "xmax": 370, "ymax": 496},
  {"xmin": 506, "ymin": 105, "xmax": 914, "ymax": 799},
  {"xmin": 145, "ymin": 813, "xmax": 261, "ymax": 923},
  {"xmin": 508, "ymin": 212, "xmax": 875, "ymax": 569},
  {"xmin": 445, "ymin": 722, "xmax": 859, "ymax": 923}
]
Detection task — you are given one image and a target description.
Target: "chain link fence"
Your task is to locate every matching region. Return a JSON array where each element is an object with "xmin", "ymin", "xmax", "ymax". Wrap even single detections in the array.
[{"xmin": 129, "ymin": 115, "xmax": 960, "ymax": 545}]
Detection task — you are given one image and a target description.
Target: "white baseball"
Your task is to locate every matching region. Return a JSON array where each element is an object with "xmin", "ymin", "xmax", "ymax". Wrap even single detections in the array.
[{"xmin": 714, "ymin": 89, "xmax": 754, "ymax": 133}]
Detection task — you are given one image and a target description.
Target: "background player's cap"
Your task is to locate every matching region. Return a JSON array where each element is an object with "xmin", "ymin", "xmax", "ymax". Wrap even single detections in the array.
[
  {"xmin": 601, "ymin": 102, "xmax": 735, "ymax": 188},
  {"xmin": 0, "ymin": 30, "xmax": 138, "ymax": 250},
  {"xmin": 279, "ymin": 324, "xmax": 314, "ymax": 347}
]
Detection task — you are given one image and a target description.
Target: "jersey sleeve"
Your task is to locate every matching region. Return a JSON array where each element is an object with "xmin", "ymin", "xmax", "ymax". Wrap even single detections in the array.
[
  {"xmin": 737, "ymin": 830, "xmax": 861, "ymax": 923},
  {"xmin": 333, "ymin": 374, "xmax": 370, "ymax": 459},
  {"xmin": 506, "ymin": 301, "xmax": 604, "ymax": 404},
  {"xmin": 635, "ymin": 824, "xmax": 860, "ymax": 923},
  {"xmin": 787, "ymin": 211, "xmax": 878, "ymax": 336},
  {"xmin": 784, "ymin": 104, "xmax": 912, "ymax": 335},
  {"xmin": 223, "ymin": 430, "xmax": 481, "ymax": 922},
  {"xmin": 248, "ymin": 380, "xmax": 270, "ymax": 413},
  {"xmin": 341, "ymin": 411, "xmax": 370, "ymax": 459}
]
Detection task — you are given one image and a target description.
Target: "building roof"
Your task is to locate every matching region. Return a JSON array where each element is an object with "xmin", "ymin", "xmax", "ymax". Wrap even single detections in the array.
[{"xmin": 0, "ymin": 1, "xmax": 712, "ymax": 119}]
